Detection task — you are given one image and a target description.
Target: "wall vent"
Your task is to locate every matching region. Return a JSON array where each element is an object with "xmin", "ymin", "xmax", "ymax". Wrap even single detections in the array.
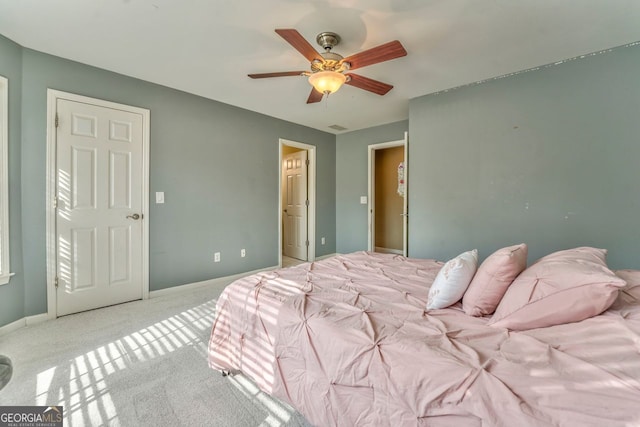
[{"xmin": 328, "ymin": 124, "xmax": 348, "ymax": 131}]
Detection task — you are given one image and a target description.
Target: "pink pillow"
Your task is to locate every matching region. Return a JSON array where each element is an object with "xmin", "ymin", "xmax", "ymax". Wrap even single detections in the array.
[
  {"xmin": 462, "ymin": 243, "xmax": 527, "ymax": 317},
  {"xmin": 489, "ymin": 247, "xmax": 626, "ymax": 331}
]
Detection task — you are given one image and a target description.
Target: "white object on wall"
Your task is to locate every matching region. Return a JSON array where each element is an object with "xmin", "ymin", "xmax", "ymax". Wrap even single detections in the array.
[{"xmin": 397, "ymin": 162, "xmax": 405, "ymax": 197}]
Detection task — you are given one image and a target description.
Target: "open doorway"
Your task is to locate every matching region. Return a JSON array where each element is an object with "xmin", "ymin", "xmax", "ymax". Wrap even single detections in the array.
[
  {"xmin": 368, "ymin": 133, "xmax": 408, "ymax": 256},
  {"xmin": 278, "ymin": 139, "xmax": 316, "ymax": 267}
]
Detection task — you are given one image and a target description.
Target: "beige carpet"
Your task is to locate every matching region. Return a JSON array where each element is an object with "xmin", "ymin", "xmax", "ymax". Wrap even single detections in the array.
[{"xmin": 0, "ymin": 279, "xmax": 311, "ymax": 427}]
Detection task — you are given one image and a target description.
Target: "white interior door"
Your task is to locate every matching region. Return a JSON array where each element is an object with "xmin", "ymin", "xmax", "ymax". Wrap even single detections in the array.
[
  {"xmin": 55, "ymin": 98, "xmax": 144, "ymax": 316},
  {"xmin": 283, "ymin": 150, "xmax": 308, "ymax": 261}
]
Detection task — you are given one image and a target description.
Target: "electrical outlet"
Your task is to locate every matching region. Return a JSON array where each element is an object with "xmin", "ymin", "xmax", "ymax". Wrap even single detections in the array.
[
  {"xmin": 214, "ymin": 252, "xmax": 220, "ymax": 262},
  {"xmin": 321, "ymin": 237, "xmax": 325, "ymax": 245},
  {"xmin": 241, "ymin": 249, "xmax": 246, "ymax": 258}
]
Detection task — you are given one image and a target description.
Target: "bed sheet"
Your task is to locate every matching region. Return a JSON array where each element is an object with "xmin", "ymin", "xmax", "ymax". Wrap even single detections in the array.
[{"xmin": 209, "ymin": 252, "xmax": 640, "ymax": 426}]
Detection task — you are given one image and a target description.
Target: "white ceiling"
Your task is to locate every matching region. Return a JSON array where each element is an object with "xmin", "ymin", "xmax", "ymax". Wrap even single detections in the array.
[{"xmin": 1, "ymin": 0, "xmax": 640, "ymax": 134}]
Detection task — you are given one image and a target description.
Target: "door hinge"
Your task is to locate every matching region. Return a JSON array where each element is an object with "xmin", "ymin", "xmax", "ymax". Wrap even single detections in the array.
[
  {"xmin": 305, "ymin": 240, "xmax": 309, "ymax": 247},
  {"xmin": 53, "ymin": 196, "xmax": 58, "ymax": 209},
  {"xmin": 305, "ymin": 159, "xmax": 310, "ymax": 166},
  {"xmin": 305, "ymin": 199, "xmax": 309, "ymax": 207},
  {"xmin": 55, "ymin": 112, "xmax": 59, "ymax": 128},
  {"xmin": 54, "ymin": 276, "xmax": 59, "ymax": 289}
]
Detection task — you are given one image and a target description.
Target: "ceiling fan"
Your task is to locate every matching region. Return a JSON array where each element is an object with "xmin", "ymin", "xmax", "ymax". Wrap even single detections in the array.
[{"xmin": 249, "ymin": 29, "xmax": 407, "ymax": 104}]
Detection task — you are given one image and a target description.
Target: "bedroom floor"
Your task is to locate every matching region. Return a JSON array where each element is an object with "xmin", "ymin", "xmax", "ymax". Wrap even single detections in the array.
[
  {"xmin": 282, "ymin": 256, "xmax": 305, "ymax": 268},
  {"xmin": 0, "ymin": 278, "xmax": 312, "ymax": 427}
]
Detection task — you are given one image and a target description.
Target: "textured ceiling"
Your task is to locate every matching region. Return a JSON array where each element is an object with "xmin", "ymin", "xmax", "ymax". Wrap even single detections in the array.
[{"xmin": 1, "ymin": 0, "xmax": 639, "ymax": 133}]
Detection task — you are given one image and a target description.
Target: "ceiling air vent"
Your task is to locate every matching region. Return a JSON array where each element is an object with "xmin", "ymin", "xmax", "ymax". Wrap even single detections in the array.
[{"xmin": 328, "ymin": 124, "xmax": 348, "ymax": 131}]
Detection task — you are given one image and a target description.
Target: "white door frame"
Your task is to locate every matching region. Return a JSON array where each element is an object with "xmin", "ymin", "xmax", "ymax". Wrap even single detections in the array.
[
  {"xmin": 0, "ymin": 76, "xmax": 10, "ymax": 285},
  {"xmin": 45, "ymin": 89, "xmax": 150, "ymax": 319},
  {"xmin": 368, "ymin": 132, "xmax": 408, "ymax": 256},
  {"xmin": 278, "ymin": 138, "xmax": 315, "ymax": 266}
]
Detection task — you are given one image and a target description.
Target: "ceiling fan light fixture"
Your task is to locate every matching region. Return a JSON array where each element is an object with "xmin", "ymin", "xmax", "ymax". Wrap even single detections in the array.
[
  {"xmin": 250, "ymin": 29, "xmax": 407, "ymax": 104},
  {"xmin": 308, "ymin": 71, "xmax": 346, "ymax": 95}
]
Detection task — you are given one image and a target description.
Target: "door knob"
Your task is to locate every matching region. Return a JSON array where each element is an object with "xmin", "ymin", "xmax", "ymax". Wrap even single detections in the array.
[{"xmin": 127, "ymin": 213, "xmax": 141, "ymax": 220}]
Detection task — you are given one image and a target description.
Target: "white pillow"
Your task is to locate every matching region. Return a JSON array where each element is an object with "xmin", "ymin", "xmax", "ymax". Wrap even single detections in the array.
[{"xmin": 426, "ymin": 249, "xmax": 478, "ymax": 310}]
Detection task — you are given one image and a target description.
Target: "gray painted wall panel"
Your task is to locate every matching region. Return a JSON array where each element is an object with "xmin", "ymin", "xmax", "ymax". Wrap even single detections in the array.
[{"xmin": 408, "ymin": 44, "xmax": 640, "ymax": 268}]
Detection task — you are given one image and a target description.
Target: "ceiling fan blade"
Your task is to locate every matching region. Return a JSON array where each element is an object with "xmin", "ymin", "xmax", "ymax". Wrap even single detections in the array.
[
  {"xmin": 345, "ymin": 73, "xmax": 393, "ymax": 95},
  {"xmin": 306, "ymin": 88, "xmax": 324, "ymax": 104},
  {"xmin": 275, "ymin": 29, "xmax": 323, "ymax": 63},
  {"xmin": 342, "ymin": 40, "xmax": 407, "ymax": 70},
  {"xmin": 248, "ymin": 71, "xmax": 305, "ymax": 79}
]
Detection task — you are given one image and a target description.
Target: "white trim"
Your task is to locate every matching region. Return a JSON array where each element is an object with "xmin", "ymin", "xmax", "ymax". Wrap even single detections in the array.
[
  {"xmin": 403, "ymin": 131, "xmax": 409, "ymax": 256},
  {"xmin": 149, "ymin": 265, "xmax": 278, "ymax": 298},
  {"xmin": 0, "ymin": 76, "xmax": 10, "ymax": 285},
  {"xmin": 367, "ymin": 138, "xmax": 408, "ymax": 257},
  {"xmin": 0, "ymin": 317, "xmax": 25, "ymax": 337},
  {"xmin": 278, "ymin": 139, "xmax": 316, "ymax": 268},
  {"xmin": 45, "ymin": 89, "xmax": 151, "ymax": 320},
  {"xmin": 0, "ymin": 313, "xmax": 48, "ymax": 336},
  {"xmin": 26, "ymin": 313, "xmax": 49, "ymax": 326},
  {"xmin": 45, "ymin": 91, "xmax": 57, "ymax": 319}
]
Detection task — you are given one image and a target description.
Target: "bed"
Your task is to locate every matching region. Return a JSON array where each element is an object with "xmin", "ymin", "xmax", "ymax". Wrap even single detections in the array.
[{"xmin": 208, "ymin": 250, "xmax": 640, "ymax": 426}]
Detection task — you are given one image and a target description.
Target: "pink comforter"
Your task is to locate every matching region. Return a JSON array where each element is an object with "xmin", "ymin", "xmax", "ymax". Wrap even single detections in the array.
[{"xmin": 208, "ymin": 252, "xmax": 640, "ymax": 426}]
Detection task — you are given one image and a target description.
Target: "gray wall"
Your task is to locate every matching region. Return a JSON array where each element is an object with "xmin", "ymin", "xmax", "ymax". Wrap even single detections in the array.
[
  {"xmin": 408, "ymin": 44, "xmax": 640, "ymax": 269},
  {"xmin": 336, "ymin": 121, "xmax": 408, "ymax": 254},
  {"xmin": 0, "ymin": 35, "xmax": 25, "ymax": 327},
  {"xmin": 2, "ymin": 37, "xmax": 336, "ymax": 325}
]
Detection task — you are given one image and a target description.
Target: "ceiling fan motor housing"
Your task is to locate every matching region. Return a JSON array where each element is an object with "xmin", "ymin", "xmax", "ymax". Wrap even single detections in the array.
[
  {"xmin": 316, "ymin": 32, "xmax": 340, "ymax": 51},
  {"xmin": 311, "ymin": 51, "xmax": 349, "ymax": 73}
]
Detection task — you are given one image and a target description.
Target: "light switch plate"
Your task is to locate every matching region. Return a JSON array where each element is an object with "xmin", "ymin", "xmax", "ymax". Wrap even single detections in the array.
[
  {"xmin": 156, "ymin": 192, "xmax": 165, "ymax": 204},
  {"xmin": 360, "ymin": 196, "xmax": 368, "ymax": 204}
]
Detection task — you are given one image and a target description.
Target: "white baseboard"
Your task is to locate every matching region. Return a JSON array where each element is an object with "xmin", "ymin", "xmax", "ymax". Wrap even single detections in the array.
[
  {"xmin": 26, "ymin": 313, "xmax": 49, "ymax": 326},
  {"xmin": 0, "ymin": 317, "xmax": 26, "ymax": 337},
  {"xmin": 149, "ymin": 265, "xmax": 278, "ymax": 299},
  {"xmin": 0, "ymin": 313, "xmax": 49, "ymax": 337}
]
